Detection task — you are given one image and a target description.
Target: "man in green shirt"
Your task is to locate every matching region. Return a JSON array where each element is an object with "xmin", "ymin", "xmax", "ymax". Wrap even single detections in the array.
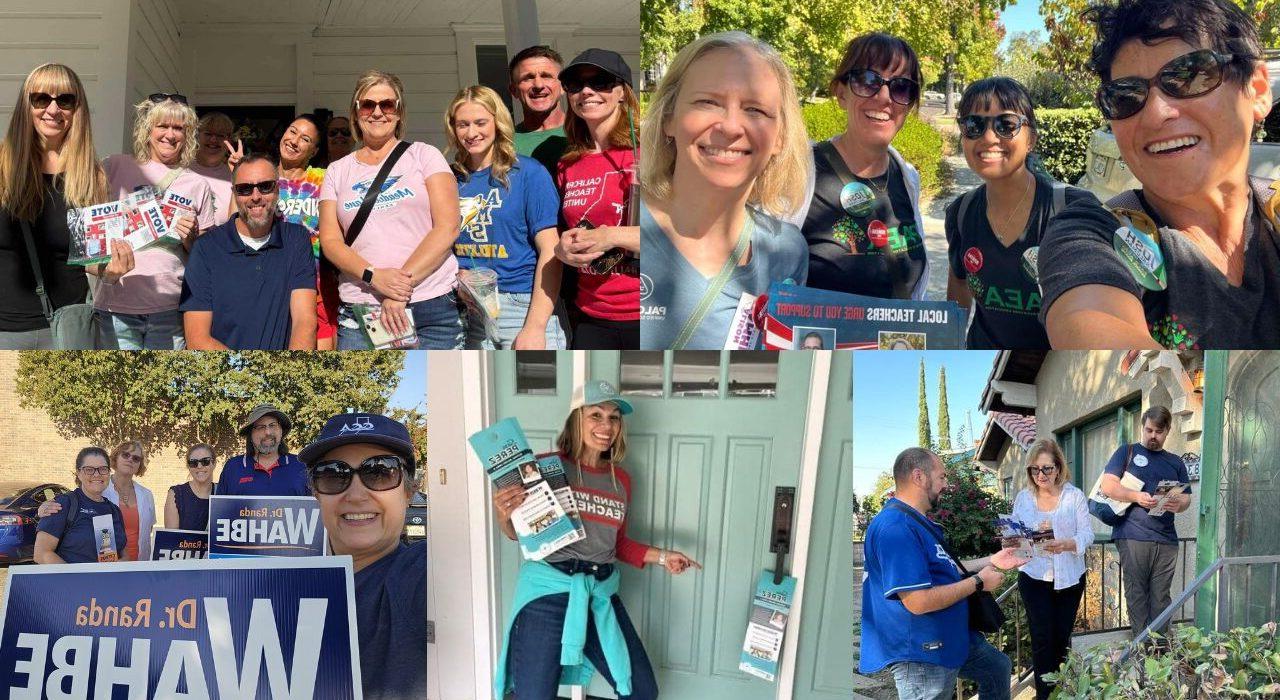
[{"xmin": 509, "ymin": 45, "xmax": 569, "ymax": 175}]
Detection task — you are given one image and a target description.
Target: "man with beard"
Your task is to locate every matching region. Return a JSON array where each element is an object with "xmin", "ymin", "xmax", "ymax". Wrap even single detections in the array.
[
  {"xmin": 216, "ymin": 403, "xmax": 310, "ymax": 497},
  {"xmin": 860, "ymin": 447, "xmax": 1026, "ymax": 700},
  {"xmin": 180, "ymin": 154, "xmax": 317, "ymax": 349},
  {"xmin": 509, "ymin": 45, "xmax": 569, "ymax": 175},
  {"xmin": 1099, "ymin": 406, "xmax": 1192, "ymax": 638}
]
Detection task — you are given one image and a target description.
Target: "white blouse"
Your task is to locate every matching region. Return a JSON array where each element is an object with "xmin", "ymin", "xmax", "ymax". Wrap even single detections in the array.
[{"xmin": 1012, "ymin": 482, "xmax": 1093, "ymax": 590}]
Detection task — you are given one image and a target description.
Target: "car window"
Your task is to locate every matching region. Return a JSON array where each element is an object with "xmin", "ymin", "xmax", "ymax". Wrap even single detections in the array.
[{"xmin": 0, "ymin": 486, "xmax": 30, "ymax": 507}]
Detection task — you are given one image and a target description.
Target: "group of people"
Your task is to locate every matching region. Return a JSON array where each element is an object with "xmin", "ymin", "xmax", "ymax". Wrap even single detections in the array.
[
  {"xmin": 0, "ymin": 45, "xmax": 641, "ymax": 351},
  {"xmin": 639, "ymin": 0, "xmax": 1280, "ymax": 351},
  {"xmin": 861, "ymin": 405, "xmax": 1192, "ymax": 700},
  {"xmin": 28, "ymin": 403, "xmax": 427, "ymax": 700}
]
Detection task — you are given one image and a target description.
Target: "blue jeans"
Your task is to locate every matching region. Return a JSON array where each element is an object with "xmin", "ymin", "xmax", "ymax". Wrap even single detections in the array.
[
  {"xmin": 0, "ymin": 327, "xmax": 54, "ymax": 349},
  {"xmin": 891, "ymin": 633, "xmax": 1011, "ymax": 700},
  {"xmin": 463, "ymin": 291, "xmax": 567, "ymax": 350},
  {"xmin": 94, "ymin": 309, "xmax": 185, "ymax": 349},
  {"xmin": 336, "ymin": 294, "xmax": 464, "ymax": 350},
  {"xmin": 507, "ymin": 590, "xmax": 658, "ymax": 700}
]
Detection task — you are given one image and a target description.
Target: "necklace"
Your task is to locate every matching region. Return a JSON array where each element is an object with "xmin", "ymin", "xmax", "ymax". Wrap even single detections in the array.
[{"xmin": 991, "ymin": 173, "xmax": 1035, "ymax": 243}]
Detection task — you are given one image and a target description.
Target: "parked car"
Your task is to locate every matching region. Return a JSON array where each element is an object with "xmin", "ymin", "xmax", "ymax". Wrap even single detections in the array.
[
  {"xmin": 923, "ymin": 90, "xmax": 944, "ymax": 103},
  {"xmin": 403, "ymin": 491, "xmax": 427, "ymax": 542},
  {"xmin": 0, "ymin": 482, "xmax": 70, "ymax": 564}
]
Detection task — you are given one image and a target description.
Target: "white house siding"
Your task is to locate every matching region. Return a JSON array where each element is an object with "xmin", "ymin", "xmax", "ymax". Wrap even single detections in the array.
[{"xmin": 125, "ymin": 0, "xmax": 181, "ymax": 117}]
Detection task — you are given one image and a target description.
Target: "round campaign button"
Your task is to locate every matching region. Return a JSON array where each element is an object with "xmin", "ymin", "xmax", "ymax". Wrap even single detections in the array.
[
  {"xmin": 1021, "ymin": 246, "xmax": 1039, "ymax": 282},
  {"xmin": 868, "ymin": 220, "xmax": 889, "ymax": 248},
  {"xmin": 964, "ymin": 246, "xmax": 984, "ymax": 274},
  {"xmin": 1133, "ymin": 454, "xmax": 1148, "ymax": 467},
  {"xmin": 840, "ymin": 181, "xmax": 876, "ymax": 218}
]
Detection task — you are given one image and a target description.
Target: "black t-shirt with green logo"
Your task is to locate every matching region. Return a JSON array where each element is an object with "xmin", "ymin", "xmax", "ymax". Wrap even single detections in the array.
[
  {"xmin": 802, "ymin": 142, "xmax": 925, "ymax": 298},
  {"xmin": 945, "ymin": 174, "xmax": 1094, "ymax": 349}
]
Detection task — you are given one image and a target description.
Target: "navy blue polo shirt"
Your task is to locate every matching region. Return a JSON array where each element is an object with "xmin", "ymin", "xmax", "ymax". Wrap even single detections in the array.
[
  {"xmin": 215, "ymin": 453, "xmax": 311, "ymax": 497},
  {"xmin": 179, "ymin": 216, "xmax": 316, "ymax": 350},
  {"xmin": 36, "ymin": 488, "xmax": 127, "ymax": 564},
  {"xmin": 1104, "ymin": 444, "xmax": 1191, "ymax": 544}
]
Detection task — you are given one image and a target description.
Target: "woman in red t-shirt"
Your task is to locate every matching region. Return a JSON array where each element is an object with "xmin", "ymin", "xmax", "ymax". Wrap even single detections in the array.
[{"xmin": 553, "ymin": 50, "xmax": 641, "ymax": 349}]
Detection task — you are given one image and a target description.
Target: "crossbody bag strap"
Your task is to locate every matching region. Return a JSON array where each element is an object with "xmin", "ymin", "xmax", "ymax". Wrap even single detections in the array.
[
  {"xmin": 156, "ymin": 167, "xmax": 185, "ymax": 194},
  {"xmin": 670, "ymin": 216, "xmax": 753, "ymax": 350},
  {"xmin": 345, "ymin": 140, "xmax": 412, "ymax": 247},
  {"xmin": 816, "ymin": 139, "xmax": 856, "ymax": 183},
  {"xmin": 19, "ymin": 219, "xmax": 55, "ymax": 322},
  {"xmin": 887, "ymin": 500, "xmax": 971, "ymax": 575}
]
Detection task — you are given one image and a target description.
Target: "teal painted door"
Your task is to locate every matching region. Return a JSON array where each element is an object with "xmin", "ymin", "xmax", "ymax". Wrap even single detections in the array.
[{"xmin": 492, "ymin": 351, "xmax": 816, "ymax": 700}]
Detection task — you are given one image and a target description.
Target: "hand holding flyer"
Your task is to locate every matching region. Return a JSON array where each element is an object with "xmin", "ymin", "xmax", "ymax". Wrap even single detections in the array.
[
  {"xmin": 66, "ymin": 186, "xmax": 171, "ymax": 266},
  {"xmin": 1147, "ymin": 480, "xmax": 1189, "ymax": 517},
  {"xmin": 355, "ymin": 304, "xmax": 419, "ymax": 349}
]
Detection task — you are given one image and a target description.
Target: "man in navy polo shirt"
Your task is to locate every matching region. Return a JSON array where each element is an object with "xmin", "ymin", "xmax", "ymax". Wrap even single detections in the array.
[
  {"xmin": 180, "ymin": 154, "xmax": 317, "ymax": 350},
  {"xmin": 1100, "ymin": 405, "xmax": 1192, "ymax": 638},
  {"xmin": 216, "ymin": 403, "xmax": 310, "ymax": 496},
  {"xmin": 861, "ymin": 447, "xmax": 1025, "ymax": 700}
]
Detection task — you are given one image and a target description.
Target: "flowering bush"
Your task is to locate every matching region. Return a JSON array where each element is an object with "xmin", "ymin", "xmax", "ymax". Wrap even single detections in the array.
[{"xmin": 933, "ymin": 457, "xmax": 1011, "ymax": 560}]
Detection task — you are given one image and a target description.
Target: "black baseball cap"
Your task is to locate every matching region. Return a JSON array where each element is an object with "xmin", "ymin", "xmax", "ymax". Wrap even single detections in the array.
[{"xmin": 560, "ymin": 49, "xmax": 633, "ymax": 87}]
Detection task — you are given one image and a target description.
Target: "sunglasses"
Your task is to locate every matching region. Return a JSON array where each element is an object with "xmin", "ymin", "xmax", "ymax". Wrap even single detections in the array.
[
  {"xmin": 356, "ymin": 98, "xmax": 399, "ymax": 117},
  {"xmin": 563, "ymin": 74, "xmax": 621, "ymax": 95},
  {"xmin": 79, "ymin": 465, "xmax": 110, "ymax": 476},
  {"xmin": 187, "ymin": 457, "xmax": 213, "ymax": 468},
  {"xmin": 1028, "ymin": 465, "xmax": 1059, "ymax": 476},
  {"xmin": 148, "ymin": 92, "xmax": 188, "ymax": 105},
  {"xmin": 29, "ymin": 92, "xmax": 78, "ymax": 111},
  {"xmin": 844, "ymin": 68, "xmax": 919, "ymax": 107},
  {"xmin": 328, "ymin": 128, "xmax": 349, "ymax": 138},
  {"xmin": 120, "ymin": 452, "xmax": 142, "ymax": 463},
  {"xmin": 1097, "ymin": 49, "xmax": 1242, "ymax": 121},
  {"xmin": 309, "ymin": 455, "xmax": 408, "ymax": 495},
  {"xmin": 958, "ymin": 114, "xmax": 1029, "ymax": 140},
  {"xmin": 233, "ymin": 180, "xmax": 279, "ymax": 196}
]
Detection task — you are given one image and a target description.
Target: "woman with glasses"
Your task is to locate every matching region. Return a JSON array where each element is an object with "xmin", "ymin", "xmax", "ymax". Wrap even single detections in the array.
[
  {"xmin": 319, "ymin": 70, "xmax": 463, "ymax": 350},
  {"xmin": 789, "ymin": 33, "xmax": 930, "ymax": 300},
  {"xmin": 1040, "ymin": 0, "xmax": 1279, "ymax": 349},
  {"xmin": 164, "ymin": 443, "xmax": 216, "ymax": 530},
  {"xmin": 945, "ymin": 78, "xmax": 1094, "ymax": 349},
  {"xmin": 34, "ymin": 447, "xmax": 128, "ymax": 564},
  {"xmin": 553, "ymin": 50, "xmax": 642, "ymax": 349},
  {"xmin": 190, "ymin": 111, "xmax": 236, "ymax": 225},
  {"xmin": 0, "ymin": 64, "xmax": 113, "ymax": 349},
  {"xmin": 95, "ymin": 92, "xmax": 217, "ymax": 350},
  {"xmin": 104, "ymin": 440, "xmax": 157, "ymax": 561},
  {"xmin": 299, "ymin": 412, "xmax": 426, "ymax": 700},
  {"xmin": 1011, "ymin": 439, "xmax": 1091, "ymax": 699},
  {"xmin": 325, "ymin": 116, "xmax": 354, "ymax": 166}
]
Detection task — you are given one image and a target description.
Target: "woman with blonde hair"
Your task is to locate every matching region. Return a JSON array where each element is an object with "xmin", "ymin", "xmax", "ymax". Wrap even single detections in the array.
[
  {"xmin": 319, "ymin": 69, "xmax": 463, "ymax": 349},
  {"xmin": 95, "ymin": 93, "xmax": 217, "ymax": 349},
  {"xmin": 446, "ymin": 85, "xmax": 564, "ymax": 349},
  {"xmin": 638, "ymin": 31, "xmax": 810, "ymax": 349},
  {"xmin": 189, "ymin": 111, "xmax": 236, "ymax": 225},
  {"xmin": 0, "ymin": 63, "xmax": 116, "ymax": 349},
  {"xmin": 1011, "ymin": 438, "xmax": 1092, "ymax": 699}
]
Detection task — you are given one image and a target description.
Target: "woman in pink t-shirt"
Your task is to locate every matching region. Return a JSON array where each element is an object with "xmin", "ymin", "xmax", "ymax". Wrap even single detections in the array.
[
  {"xmin": 93, "ymin": 94, "xmax": 215, "ymax": 349},
  {"xmin": 318, "ymin": 70, "xmax": 463, "ymax": 349},
  {"xmin": 553, "ymin": 50, "xmax": 642, "ymax": 349}
]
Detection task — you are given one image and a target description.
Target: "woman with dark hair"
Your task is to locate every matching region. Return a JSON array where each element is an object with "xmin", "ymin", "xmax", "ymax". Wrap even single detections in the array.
[
  {"xmin": 33, "ymin": 447, "xmax": 127, "ymax": 564},
  {"xmin": 164, "ymin": 443, "xmax": 215, "ymax": 530},
  {"xmin": 945, "ymin": 77, "xmax": 1094, "ymax": 349},
  {"xmin": 789, "ymin": 33, "xmax": 930, "ymax": 300},
  {"xmin": 1039, "ymin": 0, "xmax": 1279, "ymax": 349}
]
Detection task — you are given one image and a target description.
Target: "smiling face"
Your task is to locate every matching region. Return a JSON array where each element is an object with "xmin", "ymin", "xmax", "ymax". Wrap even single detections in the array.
[
  {"xmin": 1028, "ymin": 451, "xmax": 1059, "ymax": 491},
  {"xmin": 666, "ymin": 47, "xmax": 782, "ymax": 194},
  {"xmin": 327, "ymin": 117, "xmax": 352, "ymax": 156},
  {"xmin": 149, "ymin": 119, "xmax": 187, "ymax": 166},
  {"xmin": 250, "ymin": 414, "xmax": 283, "ymax": 456},
  {"xmin": 579, "ymin": 403, "xmax": 622, "ymax": 455},
  {"xmin": 836, "ymin": 60, "xmax": 912, "ymax": 150},
  {"xmin": 566, "ymin": 67, "xmax": 624, "ymax": 126},
  {"xmin": 1108, "ymin": 37, "xmax": 1269, "ymax": 203},
  {"xmin": 29, "ymin": 84, "xmax": 74, "ymax": 146},
  {"xmin": 278, "ymin": 118, "xmax": 320, "ymax": 167},
  {"xmin": 187, "ymin": 446, "xmax": 214, "ymax": 484},
  {"xmin": 961, "ymin": 103, "xmax": 1035, "ymax": 182},
  {"xmin": 356, "ymin": 83, "xmax": 400, "ymax": 145},
  {"xmin": 452, "ymin": 101, "xmax": 497, "ymax": 162},
  {"xmin": 77, "ymin": 455, "xmax": 111, "ymax": 498},
  {"xmin": 233, "ymin": 159, "xmax": 280, "ymax": 230},
  {"xmin": 313, "ymin": 443, "xmax": 410, "ymax": 566},
  {"xmin": 198, "ymin": 122, "xmax": 231, "ymax": 162},
  {"xmin": 510, "ymin": 56, "xmax": 563, "ymax": 116}
]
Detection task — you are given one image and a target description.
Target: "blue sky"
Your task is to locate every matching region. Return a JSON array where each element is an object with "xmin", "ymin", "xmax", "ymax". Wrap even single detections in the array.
[
  {"xmin": 388, "ymin": 351, "xmax": 426, "ymax": 411},
  {"xmin": 852, "ymin": 351, "xmax": 997, "ymax": 498},
  {"xmin": 1000, "ymin": 0, "xmax": 1045, "ymax": 49}
]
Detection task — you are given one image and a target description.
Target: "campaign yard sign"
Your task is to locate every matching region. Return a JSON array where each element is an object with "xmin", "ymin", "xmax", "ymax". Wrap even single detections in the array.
[
  {"xmin": 760, "ymin": 282, "xmax": 967, "ymax": 349},
  {"xmin": 151, "ymin": 530, "xmax": 208, "ymax": 561},
  {"xmin": 208, "ymin": 496, "xmax": 326, "ymax": 559},
  {"xmin": 0, "ymin": 557, "xmax": 362, "ymax": 699}
]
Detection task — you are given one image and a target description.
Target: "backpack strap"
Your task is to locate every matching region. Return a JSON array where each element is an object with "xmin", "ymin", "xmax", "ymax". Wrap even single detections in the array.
[
  {"xmin": 956, "ymin": 187, "xmax": 980, "ymax": 238},
  {"xmin": 59, "ymin": 490, "xmax": 81, "ymax": 542},
  {"xmin": 1050, "ymin": 182, "xmax": 1067, "ymax": 218}
]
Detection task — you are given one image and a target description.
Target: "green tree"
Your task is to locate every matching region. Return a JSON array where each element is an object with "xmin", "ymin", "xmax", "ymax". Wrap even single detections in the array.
[
  {"xmin": 388, "ymin": 405, "xmax": 429, "ymax": 484},
  {"xmin": 996, "ymin": 29, "xmax": 1045, "ymax": 85},
  {"xmin": 933, "ymin": 453, "xmax": 1010, "ymax": 558},
  {"xmin": 917, "ymin": 358, "xmax": 932, "ymax": 448},
  {"xmin": 938, "ymin": 366, "xmax": 952, "ymax": 451},
  {"xmin": 16, "ymin": 351, "xmax": 405, "ymax": 458},
  {"xmin": 887, "ymin": 0, "xmax": 1008, "ymax": 109}
]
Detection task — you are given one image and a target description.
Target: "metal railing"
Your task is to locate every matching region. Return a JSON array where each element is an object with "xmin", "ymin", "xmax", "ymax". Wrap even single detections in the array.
[{"xmin": 1075, "ymin": 536, "xmax": 1197, "ymax": 634}]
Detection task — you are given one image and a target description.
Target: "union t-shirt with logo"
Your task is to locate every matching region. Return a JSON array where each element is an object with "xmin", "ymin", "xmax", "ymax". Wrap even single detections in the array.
[
  {"xmin": 556, "ymin": 147, "xmax": 639, "ymax": 321},
  {"xmin": 543, "ymin": 452, "xmax": 649, "ymax": 567},
  {"xmin": 454, "ymin": 155, "xmax": 560, "ymax": 294}
]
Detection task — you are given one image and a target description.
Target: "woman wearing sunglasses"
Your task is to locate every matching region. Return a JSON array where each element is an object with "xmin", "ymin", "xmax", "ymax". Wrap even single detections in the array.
[
  {"xmin": 554, "ymin": 50, "xmax": 642, "ymax": 349},
  {"xmin": 492, "ymin": 381, "xmax": 699, "ymax": 699},
  {"xmin": 1011, "ymin": 439, "xmax": 1091, "ymax": 699},
  {"xmin": 1040, "ymin": 0, "xmax": 1279, "ymax": 349},
  {"xmin": 319, "ymin": 70, "xmax": 464, "ymax": 350},
  {"xmin": 164, "ymin": 443, "xmax": 216, "ymax": 530},
  {"xmin": 34, "ymin": 447, "xmax": 127, "ymax": 564},
  {"xmin": 95, "ymin": 93, "xmax": 217, "ymax": 350},
  {"xmin": 789, "ymin": 33, "xmax": 930, "ymax": 301},
  {"xmin": 0, "ymin": 64, "xmax": 112, "ymax": 349},
  {"xmin": 300, "ymin": 412, "xmax": 426, "ymax": 700},
  {"xmin": 945, "ymin": 78, "xmax": 1094, "ymax": 349},
  {"xmin": 638, "ymin": 32, "xmax": 810, "ymax": 350}
]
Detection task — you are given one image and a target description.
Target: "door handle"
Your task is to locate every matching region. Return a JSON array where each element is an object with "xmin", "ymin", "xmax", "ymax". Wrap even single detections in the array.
[{"xmin": 770, "ymin": 486, "xmax": 795, "ymax": 585}]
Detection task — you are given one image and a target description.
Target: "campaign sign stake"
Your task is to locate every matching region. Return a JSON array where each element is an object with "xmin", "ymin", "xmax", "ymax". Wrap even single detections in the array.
[
  {"xmin": 151, "ymin": 529, "xmax": 209, "ymax": 561},
  {"xmin": 739, "ymin": 571, "xmax": 797, "ymax": 682},
  {"xmin": 208, "ymin": 496, "xmax": 326, "ymax": 559},
  {"xmin": 0, "ymin": 556, "xmax": 362, "ymax": 698}
]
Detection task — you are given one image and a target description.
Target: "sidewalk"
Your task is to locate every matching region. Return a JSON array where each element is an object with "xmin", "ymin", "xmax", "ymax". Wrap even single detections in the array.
[{"xmin": 920, "ymin": 153, "xmax": 984, "ymax": 300}]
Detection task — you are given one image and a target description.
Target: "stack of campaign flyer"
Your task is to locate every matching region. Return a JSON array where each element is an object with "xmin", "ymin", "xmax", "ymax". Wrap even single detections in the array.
[
  {"xmin": 1147, "ymin": 480, "xmax": 1190, "ymax": 517},
  {"xmin": 469, "ymin": 417, "xmax": 585, "ymax": 560},
  {"xmin": 66, "ymin": 186, "xmax": 193, "ymax": 266},
  {"xmin": 757, "ymin": 282, "xmax": 967, "ymax": 350},
  {"xmin": 994, "ymin": 514, "xmax": 1054, "ymax": 559}
]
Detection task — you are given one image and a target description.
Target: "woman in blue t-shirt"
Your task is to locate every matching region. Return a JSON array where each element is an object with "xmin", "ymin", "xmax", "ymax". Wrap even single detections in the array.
[
  {"xmin": 164, "ymin": 442, "xmax": 215, "ymax": 531},
  {"xmin": 34, "ymin": 446, "xmax": 127, "ymax": 564},
  {"xmin": 445, "ymin": 85, "xmax": 565, "ymax": 350}
]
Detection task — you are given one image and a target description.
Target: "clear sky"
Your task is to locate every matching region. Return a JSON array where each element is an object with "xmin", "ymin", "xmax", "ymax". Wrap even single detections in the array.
[
  {"xmin": 852, "ymin": 351, "xmax": 998, "ymax": 498},
  {"xmin": 388, "ymin": 351, "xmax": 426, "ymax": 411},
  {"xmin": 1000, "ymin": 0, "xmax": 1046, "ymax": 49}
]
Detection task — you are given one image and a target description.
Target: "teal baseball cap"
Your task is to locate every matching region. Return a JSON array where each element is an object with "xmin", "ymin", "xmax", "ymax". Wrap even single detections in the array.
[{"xmin": 570, "ymin": 379, "xmax": 633, "ymax": 415}]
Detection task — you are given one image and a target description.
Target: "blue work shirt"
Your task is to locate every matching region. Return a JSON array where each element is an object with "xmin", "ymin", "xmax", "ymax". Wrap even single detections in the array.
[
  {"xmin": 355, "ymin": 540, "xmax": 428, "ymax": 700},
  {"xmin": 179, "ymin": 215, "xmax": 316, "ymax": 350},
  {"xmin": 36, "ymin": 488, "xmax": 127, "ymax": 564},
  {"xmin": 1105, "ymin": 443, "xmax": 1191, "ymax": 544},
  {"xmin": 859, "ymin": 498, "xmax": 970, "ymax": 673},
  {"xmin": 215, "ymin": 453, "xmax": 311, "ymax": 497}
]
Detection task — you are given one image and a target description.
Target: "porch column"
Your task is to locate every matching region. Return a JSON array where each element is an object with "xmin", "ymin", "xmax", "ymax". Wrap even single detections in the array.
[{"xmin": 500, "ymin": 0, "xmax": 541, "ymax": 121}]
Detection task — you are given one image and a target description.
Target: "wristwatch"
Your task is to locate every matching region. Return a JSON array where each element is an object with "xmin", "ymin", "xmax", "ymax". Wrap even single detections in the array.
[
  {"xmin": 971, "ymin": 573, "xmax": 985, "ymax": 592},
  {"xmin": 362, "ymin": 267, "xmax": 375, "ymax": 284}
]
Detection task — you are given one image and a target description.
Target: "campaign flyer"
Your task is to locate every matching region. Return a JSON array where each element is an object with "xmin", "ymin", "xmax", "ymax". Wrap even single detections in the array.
[
  {"xmin": 535, "ymin": 453, "xmax": 586, "ymax": 543},
  {"xmin": 468, "ymin": 417, "xmax": 584, "ymax": 560},
  {"xmin": 151, "ymin": 529, "xmax": 209, "ymax": 560},
  {"xmin": 207, "ymin": 496, "xmax": 326, "ymax": 559},
  {"xmin": 739, "ymin": 571, "xmax": 796, "ymax": 682},
  {"xmin": 758, "ymin": 282, "xmax": 967, "ymax": 350},
  {"xmin": 994, "ymin": 514, "xmax": 1054, "ymax": 559},
  {"xmin": 1147, "ymin": 480, "xmax": 1189, "ymax": 517},
  {"xmin": 66, "ymin": 186, "xmax": 171, "ymax": 266},
  {"xmin": 354, "ymin": 304, "xmax": 419, "ymax": 350},
  {"xmin": 92, "ymin": 514, "xmax": 119, "ymax": 563}
]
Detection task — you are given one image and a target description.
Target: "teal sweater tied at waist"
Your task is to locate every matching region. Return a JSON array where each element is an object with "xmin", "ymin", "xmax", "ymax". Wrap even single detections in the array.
[{"xmin": 494, "ymin": 559, "xmax": 633, "ymax": 698}]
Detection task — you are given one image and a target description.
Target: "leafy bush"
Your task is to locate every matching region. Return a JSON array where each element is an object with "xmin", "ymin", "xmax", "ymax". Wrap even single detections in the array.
[
  {"xmin": 1047, "ymin": 622, "xmax": 1280, "ymax": 699},
  {"xmin": 1035, "ymin": 108, "xmax": 1104, "ymax": 185},
  {"xmin": 800, "ymin": 99, "xmax": 846, "ymax": 143},
  {"xmin": 931, "ymin": 456, "xmax": 1012, "ymax": 559},
  {"xmin": 799, "ymin": 100, "xmax": 946, "ymax": 197}
]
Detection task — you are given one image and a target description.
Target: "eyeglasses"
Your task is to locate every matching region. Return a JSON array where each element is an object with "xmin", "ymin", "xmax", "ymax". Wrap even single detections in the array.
[
  {"xmin": 958, "ymin": 114, "xmax": 1029, "ymax": 140},
  {"xmin": 562, "ymin": 74, "xmax": 621, "ymax": 94},
  {"xmin": 309, "ymin": 455, "xmax": 408, "ymax": 495},
  {"xmin": 79, "ymin": 465, "xmax": 110, "ymax": 476},
  {"xmin": 29, "ymin": 92, "xmax": 78, "ymax": 111},
  {"xmin": 843, "ymin": 68, "xmax": 919, "ymax": 107},
  {"xmin": 148, "ymin": 93, "xmax": 188, "ymax": 105},
  {"xmin": 234, "ymin": 181, "xmax": 278, "ymax": 196},
  {"xmin": 120, "ymin": 452, "xmax": 142, "ymax": 464},
  {"xmin": 328, "ymin": 128, "xmax": 349, "ymax": 138},
  {"xmin": 356, "ymin": 99, "xmax": 399, "ymax": 117},
  {"xmin": 187, "ymin": 457, "xmax": 213, "ymax": 468},
  {"xmin": 1028, "ymin": 465, "xmax": 1059, "ymax": 476},
  {"xmin": 1097, "ymin": 49, "xmax": 1243, "ymax": 121}
]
